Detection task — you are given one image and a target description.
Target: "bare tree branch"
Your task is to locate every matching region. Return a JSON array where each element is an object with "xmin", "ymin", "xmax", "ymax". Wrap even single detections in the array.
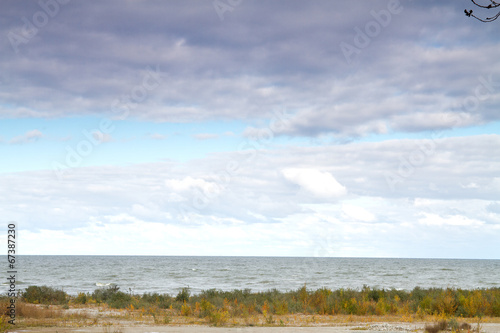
[
  {"xmin": 471, "ymin": 0, "xmax": 500, "ymax": 9},
  {"xmin": 466, "ymin": 0, "xmax": 500, "ymax": 22}
]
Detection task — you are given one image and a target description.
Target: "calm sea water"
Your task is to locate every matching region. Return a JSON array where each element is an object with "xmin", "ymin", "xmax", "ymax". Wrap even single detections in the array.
[{"xmin": 7, "ymin": 256, "xmax": 500, "ymax": 296}]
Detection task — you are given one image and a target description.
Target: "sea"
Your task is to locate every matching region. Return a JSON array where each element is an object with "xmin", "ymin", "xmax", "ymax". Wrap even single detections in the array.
[{"xmin": 7, "ymin": 256, "xmax": 500, "ymax": 296}]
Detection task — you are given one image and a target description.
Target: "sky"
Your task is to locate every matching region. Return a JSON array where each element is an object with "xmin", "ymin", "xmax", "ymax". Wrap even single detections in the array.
[{"xmin": 1, "ymin": 0, "xmax": 499, "ymax": 258}]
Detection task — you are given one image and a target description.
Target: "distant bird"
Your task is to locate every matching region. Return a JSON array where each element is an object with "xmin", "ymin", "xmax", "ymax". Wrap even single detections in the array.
[{"xmin": 465, "ymin": 9, "xmax": 473, "ymax": 17}]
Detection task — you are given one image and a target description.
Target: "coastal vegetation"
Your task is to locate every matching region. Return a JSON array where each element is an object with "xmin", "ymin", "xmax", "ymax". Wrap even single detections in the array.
[
  {"xmin": 1, "ymin": 285, "xmax": 499, "ymax": 330},
  {"xmin": 18, "ymin": 284, "xmax": 500, "ymax": 318}
]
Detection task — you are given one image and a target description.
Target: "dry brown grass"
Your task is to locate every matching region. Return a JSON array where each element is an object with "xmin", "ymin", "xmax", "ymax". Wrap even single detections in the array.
[
  {"xmin": 1, "ymin": 299, "xmax": 62, "ymax": 319},
  {"xmin": 0, "ymin": 299, "xmax": 91, "ymax": 320},
  {"xmin": 0, "ymin": 299, "xmax": 93, "ymax": 330},
  {"xmin": 16, "ymin": 303, "xmax": 62, "ymax": 319}
]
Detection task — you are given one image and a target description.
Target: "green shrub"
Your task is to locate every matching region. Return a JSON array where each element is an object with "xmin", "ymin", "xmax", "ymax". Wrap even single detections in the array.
[
  {"xmin": 367, "ymin": 288, "xmax": 383, "ymax": 302},
  {"xmin": 91, "ymin": 285, "xmax": 120, "ymax": 303},
  {"xmin": 491, "ymin": 294, "xmax": 500, "ymax": 317},
  {"xmin": 73, "ymin": 292, "xmax": 88, "ymax": 304},
  {"xmin": 199, "ymin": 298, "xmax": 216, "ymax": 317},
  {"xmin": 344, "ymin": 297, "xmax": 358, "ymax": 315},
  {"xmin": 140, "ymin": 292, "xmax": 173, "ymax": 309},
  {"xmin": 175, "ymin": 288, "xmax": 190, "ymax": 303},
  {"xmin": 200, "ymin": 289, "xmax": 218, "ymax": 299},
  {"xmin": 107, "ymin": 291, "xmax": 133, "ymax": 309},
  {"xmin": 273, "ymin": 299, "xmax": 288, "ymax": 315},
  {"xmin": 22, "ymin": 286, "xmax": 68, "ymax": 305},
  {"xmin": 208, "ymin": 309, "xmax": 229, "ymax": 326}
]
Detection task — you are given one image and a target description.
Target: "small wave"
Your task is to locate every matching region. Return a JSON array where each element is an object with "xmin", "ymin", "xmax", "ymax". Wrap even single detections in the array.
[
  {"xmin": 2, "ymin": 280, "xmax": 27, "ymax": 285},
  {"xmin": 96, "ymin": 282, "xmax": 116, "ymax": 287}
]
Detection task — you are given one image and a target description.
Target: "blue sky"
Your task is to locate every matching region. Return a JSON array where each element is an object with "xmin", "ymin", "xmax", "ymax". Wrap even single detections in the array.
[
  {"xmin": 1, "ymin": 0, "xmax": 499, "ymax": 258},
  {"xmin": 2, "ymin": 117, "xmax": 499, "ymax": 174},
  {"xmin": 0, "ymin": 117, "xmax": 250, "ymax": 172}
]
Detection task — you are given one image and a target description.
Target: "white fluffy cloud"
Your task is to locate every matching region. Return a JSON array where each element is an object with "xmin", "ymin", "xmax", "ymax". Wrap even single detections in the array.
[
  {"xmin": 2, "ymin": 133, "xmax": 500, "ymax": 257},
  {"xmin": 165, "ymin": 176, "xmax": 221, "ymax": 196},
  {"xmin": 282, "ymin": 168, "xmax": 347, "ymax": 199},
  {"xmin": 418, "ymin": 213, "xmax": 484, "ymax": 227},
  {"xmin": 342, "ymin": 204, "xmax": 376, "ymax": 222}
]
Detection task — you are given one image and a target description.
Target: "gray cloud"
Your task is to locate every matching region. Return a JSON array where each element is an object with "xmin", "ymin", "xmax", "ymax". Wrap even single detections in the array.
[{"xmin": 1, "ymin": 1, "xmax": 499, "ymax": 137}]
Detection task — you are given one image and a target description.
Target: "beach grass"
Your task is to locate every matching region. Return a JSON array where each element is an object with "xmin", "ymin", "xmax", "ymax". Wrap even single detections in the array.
[{"xmin": 1, "ymin": 285, "xmax": 500, "ymax": 330}]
